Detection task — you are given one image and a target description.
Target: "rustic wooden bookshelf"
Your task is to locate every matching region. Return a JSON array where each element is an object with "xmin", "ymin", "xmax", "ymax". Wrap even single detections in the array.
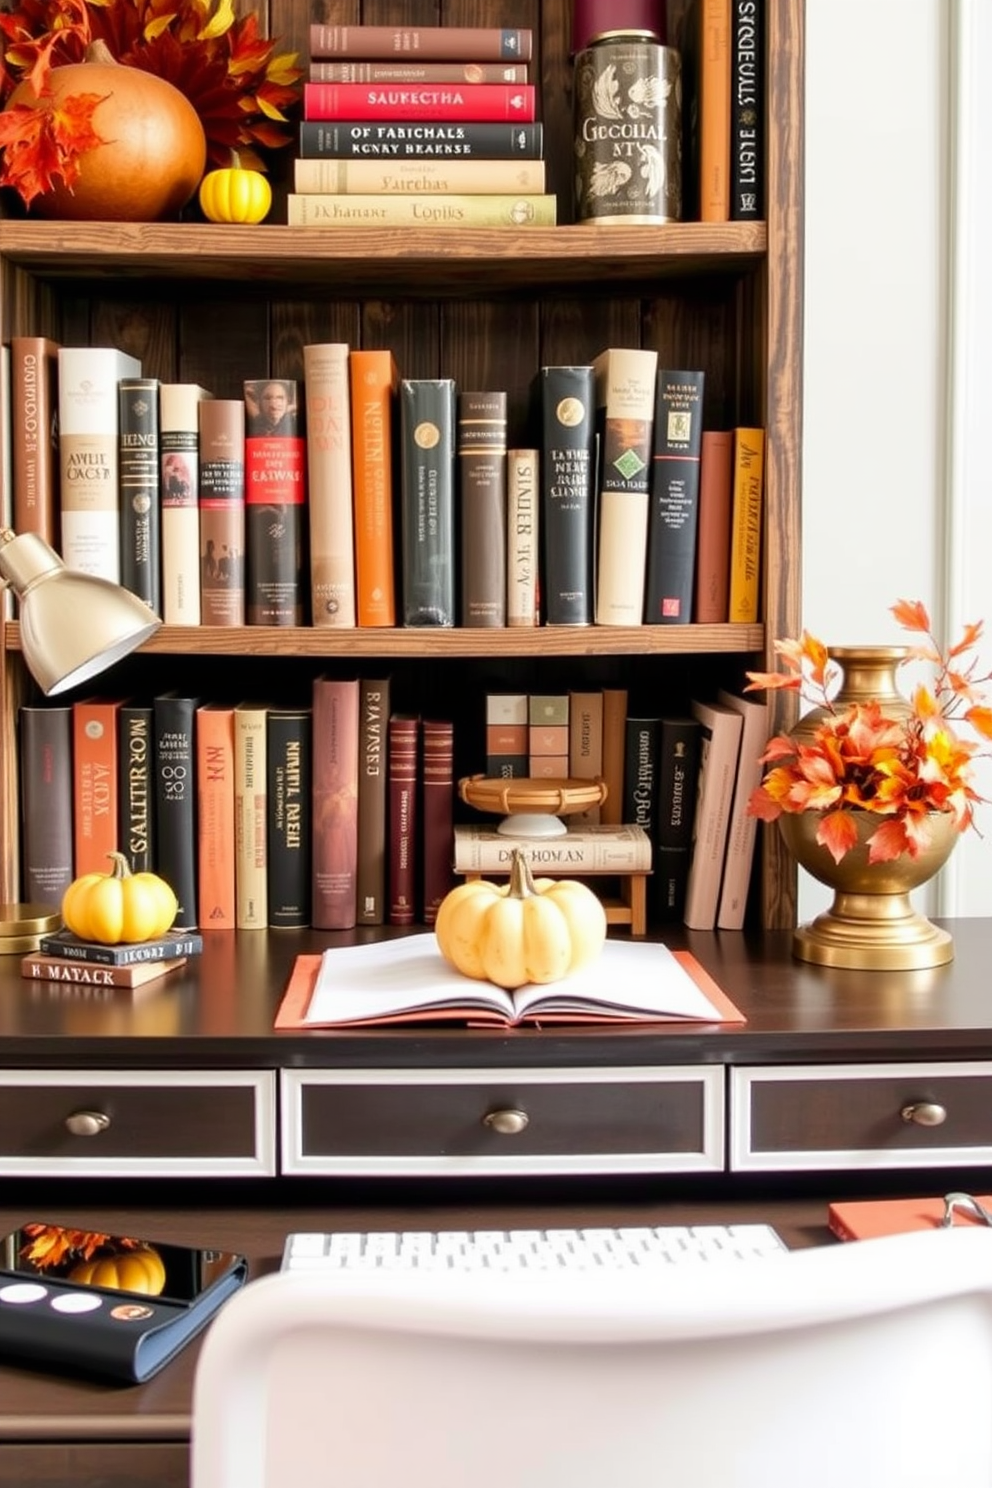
[{"xmin": 0, "ymin": 0, "xmax": 804, "ymax": 937}]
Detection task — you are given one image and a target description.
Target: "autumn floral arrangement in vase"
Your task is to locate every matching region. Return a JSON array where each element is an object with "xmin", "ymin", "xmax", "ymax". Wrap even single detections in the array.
[
  {"xmin": 0, "ymin": 0, "xmax": 301, "ymax": 220},
  {"xmin": 746, "ymin": 600, "xmax": 992, "ymax": 971}
]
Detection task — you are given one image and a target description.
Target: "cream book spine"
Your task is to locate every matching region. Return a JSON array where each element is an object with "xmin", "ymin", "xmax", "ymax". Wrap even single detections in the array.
[
  {"xmin": 683, "ymin": 699, "xmax": 744, "ymax": 930},
  {"xmin": 293, "ymin": 156, "xmax": 546, "ymax": 194},
  {"xmin": 592, "ymin": 345, "xmax": 658, "ymax": 626},
  {"xmin": 161, "ymin": 382, "xmax": 211, "ymax": 625},
  {"xmin": 303, "ymin": 342, "xmax": 356, "ymax": 627},
  {"xmin": 287, "ymin": 193, "xmax": 556, "ymax": 227},
  {"xmin": 506, "ymin": 448, "xmax": 539, "ymax": 627},
  {"xmin": 453, "ymin": 822, "xmax": 651, "ymax": 874},
  {"xmin": 58, "ymin": 345, "xmax": 142, "ymax": 582},
  {"xmin": 234, "ymin": 702, "xmax": 268, "ymax": 930}
]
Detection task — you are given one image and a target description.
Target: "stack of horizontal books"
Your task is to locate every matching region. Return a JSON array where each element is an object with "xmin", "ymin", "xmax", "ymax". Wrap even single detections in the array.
[
  {"xmin": 291, "ymin": 22, "xmax": 553, "ymax": 227},
  {"xmin": 21, "ymin": 929, "xmax": 204, "ymax": 991}
]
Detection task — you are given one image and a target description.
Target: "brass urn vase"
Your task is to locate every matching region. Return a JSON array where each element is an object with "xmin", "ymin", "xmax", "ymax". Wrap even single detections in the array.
[{"xmin": 783, "ymin": 645, "xmax": 956, "ymax": 971}]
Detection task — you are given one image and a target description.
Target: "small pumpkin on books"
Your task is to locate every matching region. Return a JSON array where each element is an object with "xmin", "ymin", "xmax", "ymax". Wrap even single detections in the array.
[
  {"xmin": 61, "ymin": 852, "xmax": 178, "ymax": 945},
  {"xmin": 199, "ymin": 152, "xmax": 272, "ymax": 224},
  {"xmin": 434, "ymin": 848, "xmax": 607, "ymax": 991}
]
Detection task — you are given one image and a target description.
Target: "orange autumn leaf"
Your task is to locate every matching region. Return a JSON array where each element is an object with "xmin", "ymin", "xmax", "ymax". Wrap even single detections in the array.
[
  {"xmin": 816, "ymin": 810, "xmax": 859, "ymax": 864},
  {"xmin": 891, "ymin": 598, "xmax": 931, "ymax": 633},
  {"xmin": 965, "ymin": 705, "xmax": 992, "ymax": 741}
]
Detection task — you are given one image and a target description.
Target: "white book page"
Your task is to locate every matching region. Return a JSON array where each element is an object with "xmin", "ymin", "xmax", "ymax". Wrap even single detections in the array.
[
  {"xmin": 513, "ymin": 939, "xmax": 726, "ymax": 1020},
  {"xmin": 305, "ymin": 935, "xmax": 514, "ymax": 1023},
  {"xmin": 305, "ymin": 934, "xmax": 728, "ymax": 1025}
]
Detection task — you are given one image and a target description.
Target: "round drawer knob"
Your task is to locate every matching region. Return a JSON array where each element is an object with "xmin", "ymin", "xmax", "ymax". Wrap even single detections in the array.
[
  {"xmin": 64, "ymin": 1110, "xmax": 111, "ymax": 1138},
  {"xmin": 900, "ymin": 1102, "xmax": 947, "ymax": 1128},
  {"xmin": 483, "ymin": 1108, "xmax": 529, "ymax": 1136}
]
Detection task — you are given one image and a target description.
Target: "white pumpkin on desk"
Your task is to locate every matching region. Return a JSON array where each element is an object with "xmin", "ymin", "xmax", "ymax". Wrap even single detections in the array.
[{"xmin": 434, "ymin": 848, "xmax": 607, "ymax": 990}]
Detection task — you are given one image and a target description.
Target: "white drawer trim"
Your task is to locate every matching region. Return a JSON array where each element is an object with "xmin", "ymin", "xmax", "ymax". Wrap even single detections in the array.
[
  {"xmin": 0, "ymin": 1069, "xmax": 277, "ymax": 1177},
  {"xmin": 281, "ymin": 1066, "xmax": 725, "ymax": 1177},
  {"xmin": 731, "ymin": 1060, "xmax": 992, "ymax": 1172}
]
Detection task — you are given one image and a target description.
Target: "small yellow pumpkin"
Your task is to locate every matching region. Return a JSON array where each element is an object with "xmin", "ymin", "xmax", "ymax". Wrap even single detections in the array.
[
  {"xmin": 199, "ymin": 157, "xmax": 272, "ymax": 224},
  {"xmin": 68, "ymin": 1245, "xmax": 167, "ymax": 1296},
  {"xmin": 61, "ymin": 852, "xmax": 178, "ymax": 945},
  {"xmin": 435, "ymin": 848, "xmax": 607, "ymax": 990}
]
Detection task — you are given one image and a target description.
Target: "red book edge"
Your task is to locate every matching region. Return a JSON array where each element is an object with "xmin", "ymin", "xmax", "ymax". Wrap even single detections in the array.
[
  {"xmin": 827, "ymin": 1195, "xmax": 992, "ymax": 1242},
  {"xmin": 273, "ymin": 947, "xmax": 746, "ymax": 1031}
]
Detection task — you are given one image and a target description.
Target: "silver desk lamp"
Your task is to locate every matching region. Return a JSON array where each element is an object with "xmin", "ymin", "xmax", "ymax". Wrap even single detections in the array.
[{"xmin": 0, "ymin": 529, "xmax": 161, "ymax": 694}]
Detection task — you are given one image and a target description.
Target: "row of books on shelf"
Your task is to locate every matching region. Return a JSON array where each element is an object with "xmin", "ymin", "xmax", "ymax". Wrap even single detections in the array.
[
  {"xmin": 2, "ymin": 338, "xmax": 762, "ymax": 630},
  {"xmin": 292, "ymin": 21, "xmax": 550, "ymax": 227},
  {"xmin": 18, "ymin": 679, "xmax": 767, "ymax": 939},
  {"xmin": 296, "ymin": 8, "xmax": 764, "ymax": 224}
]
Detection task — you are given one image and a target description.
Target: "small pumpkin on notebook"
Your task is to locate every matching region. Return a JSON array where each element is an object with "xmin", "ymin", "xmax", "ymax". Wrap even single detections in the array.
[{"xmin": 434, "ymin": 848, "xmax": 607, "ymax": 990}]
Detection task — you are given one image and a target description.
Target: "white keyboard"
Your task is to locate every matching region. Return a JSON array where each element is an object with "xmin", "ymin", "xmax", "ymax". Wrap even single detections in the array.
[{"xmin": 281, "ymin": 1223, "xmax": 787, "ymax": 1274}]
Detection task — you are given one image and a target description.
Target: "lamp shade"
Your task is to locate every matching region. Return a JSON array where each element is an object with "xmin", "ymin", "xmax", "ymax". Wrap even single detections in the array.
[{"xmin": 0, "ymin": 530, "xmax": 161, "ymax": 696}]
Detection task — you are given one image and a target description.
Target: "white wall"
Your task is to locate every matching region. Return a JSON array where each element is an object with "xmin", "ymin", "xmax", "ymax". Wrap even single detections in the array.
[{"xmin": 801, "ymin": 0, "xmax": 992, "ymax": 917}]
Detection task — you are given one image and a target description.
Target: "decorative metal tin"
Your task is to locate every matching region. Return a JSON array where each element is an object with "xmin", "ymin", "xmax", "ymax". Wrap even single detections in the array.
[{"xmin": 573, "ymin": 31, "xmax": 681, "ymax": 225}]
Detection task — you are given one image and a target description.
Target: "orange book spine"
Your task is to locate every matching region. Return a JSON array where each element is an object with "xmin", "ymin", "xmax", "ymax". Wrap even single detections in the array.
[
  {"xmin": 699, "ymin": 0, "xmax": 732, "ymax": 222},
  {"xmin": 693, "ymin": 429, "xmax": 734, "ymax": 622},
  {"xmin": 72, "ymin": 699, "xmax": 120, "ymax": 877},
  {"xmin": 350, "ymin": 349, "xmax": 398, "ymax": 626},
  {"xmin": 727, "ymin": 426, "xmax": 765, "ymax": 624},
  {"xmin": 196, "ymin": 703, "xmax": 236, "ymax": 930},
  {"xmin": 599, "ymin": 688, "xmax": 628, "ymax": 826}
]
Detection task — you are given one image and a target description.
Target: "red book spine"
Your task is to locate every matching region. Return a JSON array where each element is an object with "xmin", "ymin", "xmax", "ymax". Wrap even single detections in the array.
[
  {"xmin": 388, "ymin": 714, "xmax": 419, "ymax": 925},
  {"xmin": 244, "ymin": 378, "xmax": 306, "ymax": 626},
  {"xmin": 303, "ymin": 82, "xmax": 535, "ymax": 122},
  {"xmin": 421, "ymin": 718, "xmax": 454, "ymax": 926},
  {"xmin": 311, "ymin": 677, "xmax": 359, "ymax": 929}
]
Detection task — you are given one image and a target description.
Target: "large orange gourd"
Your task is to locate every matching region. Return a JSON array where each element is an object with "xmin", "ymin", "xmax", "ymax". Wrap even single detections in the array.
[{"xmin": 8, "ymin": 42, "xmax": 207, "ymax": 221}]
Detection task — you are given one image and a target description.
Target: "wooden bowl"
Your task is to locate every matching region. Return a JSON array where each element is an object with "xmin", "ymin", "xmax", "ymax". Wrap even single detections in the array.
[{"xmin": 458, "ymin": 774, "xmax": 608, "ymax": 817}]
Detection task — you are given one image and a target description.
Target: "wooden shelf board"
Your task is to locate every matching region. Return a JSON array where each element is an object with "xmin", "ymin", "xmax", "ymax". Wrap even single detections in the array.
[
  {"xmin": 2, "ymin": 622, "xmax": 764, "ymax": 662},
  {"xmin": 0, "ymin": 220, "xmax": 767, "ymax": 293}
]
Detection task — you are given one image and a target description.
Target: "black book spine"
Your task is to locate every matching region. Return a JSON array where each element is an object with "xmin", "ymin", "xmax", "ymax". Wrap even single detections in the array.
[
  {"xmin": 118, "ymin": 704, "xmax": 155, "ymax": 873},
  {"xmin": 643, "ymin": 369, "xmax": 706, "ymax": 624},
  {"xmin": 400, "ymin": 379, "xmax": 456, "ymax": 627},
  {"xmin": 266, "ymin": 709, "xmax": 312, "ymax": 928},
  {"xmin": 19, "ymin": 705, "xmax": 74, "ymax": 904},
  {"xmin": 36, "ymin": 932, "xmax": 203, "ymax": 965},
  {"xmin": 654, "ymin": 716, "xmax": 702, "ymax": 922},
  {"xmin": 537, "ymin": 365, "xmax": 596, "ymax": 625},
  {"xmin": 622, "ymin": 717, "xmax": 659, "ymax": 839},
  {"xmin": 118, "ymin": 378, "xmax": 161, "ymax": 613},
  {"xmin": 153, "ymin": 693, "xmax": 199, "ymax": 928},
  {"xmin": 298, "ymin": 120, "xmax": 543, "ymax": 159},
  {"xmin": 458, "ymin": 389, "xmax": 508, "ymax": 627},
  {"xmin": 731, "ymin": 0, "xmax": 764, "ymax": 220}
]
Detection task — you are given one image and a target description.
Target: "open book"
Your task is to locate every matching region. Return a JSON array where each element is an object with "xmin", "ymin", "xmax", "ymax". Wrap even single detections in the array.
[{"xmin": 274, "ymin": 934, "xmax": 745, "ymax": 1029}]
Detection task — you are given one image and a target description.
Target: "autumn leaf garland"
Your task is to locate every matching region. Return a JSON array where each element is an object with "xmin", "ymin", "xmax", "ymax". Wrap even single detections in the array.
[{"xmin": 0, "ymin": 0, "xmax": 302, "ymax": 206}]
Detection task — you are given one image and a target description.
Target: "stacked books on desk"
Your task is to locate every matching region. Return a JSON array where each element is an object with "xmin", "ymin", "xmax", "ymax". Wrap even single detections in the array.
[
  {"xmin": 293, "ymin": 21, "xmax": 552, "ymax": 227},
  {"xmin": 21, "ymin": 929, "xmax": 203, "ymax": 990}
]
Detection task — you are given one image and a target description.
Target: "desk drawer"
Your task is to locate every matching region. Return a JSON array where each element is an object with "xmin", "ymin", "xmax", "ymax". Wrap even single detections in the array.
[
  {"xmin": 281, "ymin": 1066, "xmax": 724, "ymax": 1177},
  {"xmin": 731, "ymin": 1061, "xmax": 992, "ymax": 1172},
  {"xmin": 0, "ymin": 1070, "xmax": 276, "ymax": 1177}
]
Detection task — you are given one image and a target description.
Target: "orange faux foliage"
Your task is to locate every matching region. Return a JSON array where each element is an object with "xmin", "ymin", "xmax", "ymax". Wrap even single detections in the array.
[
  {"xmin": 0, "ymin": 0, "xmax": 302, "ymax": 204},
  {"xmin": 20, "ymin": 1223, "xmax": 143, "ymax": 1269},
  {"xmin": 745, "ymin": 600, "xmax": 992, "ymax": 865}
]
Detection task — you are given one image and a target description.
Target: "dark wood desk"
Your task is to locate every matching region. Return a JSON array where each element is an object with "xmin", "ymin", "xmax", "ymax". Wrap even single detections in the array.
[{"xmin": 1, "ymin": 918, "xmax": 991, "ymax": 1483}]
